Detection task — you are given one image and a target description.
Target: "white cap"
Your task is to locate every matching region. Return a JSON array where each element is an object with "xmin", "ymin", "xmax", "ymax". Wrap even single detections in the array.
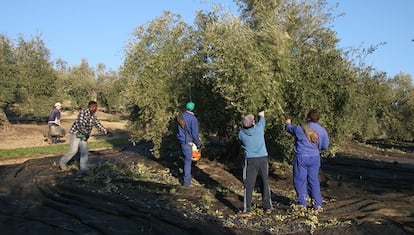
[{"xmin": 54, "ymin": 102, "xmax": 62, "ymax": 107}]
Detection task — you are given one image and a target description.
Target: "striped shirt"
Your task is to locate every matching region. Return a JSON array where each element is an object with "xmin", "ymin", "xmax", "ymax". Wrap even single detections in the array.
[{"xmin": 69, "ymin": 108, "xmax": 108, "ymax": 135}]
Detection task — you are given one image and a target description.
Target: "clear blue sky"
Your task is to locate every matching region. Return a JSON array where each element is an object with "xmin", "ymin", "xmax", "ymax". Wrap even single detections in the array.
[
  {"xmin": 327, "ymin": 0, "xmax": 414, "ymax": 77},
  {"xmin": 1, "ymin": 0, "xmax": 413, "ymax": 77}
]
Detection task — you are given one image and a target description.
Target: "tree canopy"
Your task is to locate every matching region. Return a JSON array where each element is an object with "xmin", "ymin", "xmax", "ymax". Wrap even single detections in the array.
[{"xmin": 120, "ymin": 0, "xmax": 414, "ymax": 160}]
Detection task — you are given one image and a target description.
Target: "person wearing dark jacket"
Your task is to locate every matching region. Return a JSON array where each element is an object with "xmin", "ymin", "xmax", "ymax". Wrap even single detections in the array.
[
  {"xmin": 177, "ymin": 102, "xmax": 202, "ymax": 187},
  {"xmin": 285, "ymin": 109, "xmax": 329, "ymax": 210},
  {"xmin": 238, "ymin": 111, "xmax": 272, "ymax": 216},
  {"xmin": 48, "ymin": 102, "xmax": 62, "ymax": 144}
]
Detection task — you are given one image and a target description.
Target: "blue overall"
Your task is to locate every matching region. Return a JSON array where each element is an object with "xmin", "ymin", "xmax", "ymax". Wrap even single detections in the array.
[
  {"xmin": 177, "ymin": 111, "xmax": 201, "ymax": 186},
  {"xmin": 285, "ymin": 121, "xmax": 329, "ymax": 209}
]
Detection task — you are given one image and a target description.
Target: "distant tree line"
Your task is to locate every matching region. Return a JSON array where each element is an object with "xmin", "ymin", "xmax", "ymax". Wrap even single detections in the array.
[
  {"xmin": 1, "ymin": 0, "xmax": 413, "ymax": 161},
  {"xmin": 0, "ymin": 35, "xmax": 126, "ymax": 121}
]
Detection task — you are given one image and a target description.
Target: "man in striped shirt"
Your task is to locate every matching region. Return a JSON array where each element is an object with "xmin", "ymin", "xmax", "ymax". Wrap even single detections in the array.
[{"xmin": 59, "ymin": 101, "xmax": 110, "ymax": 175}]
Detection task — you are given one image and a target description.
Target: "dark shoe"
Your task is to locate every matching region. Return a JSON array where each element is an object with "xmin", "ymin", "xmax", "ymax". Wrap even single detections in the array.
[{"xmin": 79, "ymin": 170, "xmax": 89, "ymax": 175}]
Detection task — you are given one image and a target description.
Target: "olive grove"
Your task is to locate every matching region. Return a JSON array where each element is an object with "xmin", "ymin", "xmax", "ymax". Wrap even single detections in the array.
[{"xmin": 1, "ymin": 0, "xmax": 413, "ymax": 161}]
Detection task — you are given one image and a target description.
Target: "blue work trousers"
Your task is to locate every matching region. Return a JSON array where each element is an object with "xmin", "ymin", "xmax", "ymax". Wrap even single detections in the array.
[
  {"xmin": 293, "ymin": 154, "xmax": 322, "ymax": 209},
  {"xmin": 180, "ymin": 143, "xmax": 193, "ymax": 186}
]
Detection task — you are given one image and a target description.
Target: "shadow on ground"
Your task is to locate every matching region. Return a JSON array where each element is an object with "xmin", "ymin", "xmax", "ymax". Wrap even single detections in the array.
[{"xmin": 0, "ymin": 140, "xmax": 413, "ymax": 234}]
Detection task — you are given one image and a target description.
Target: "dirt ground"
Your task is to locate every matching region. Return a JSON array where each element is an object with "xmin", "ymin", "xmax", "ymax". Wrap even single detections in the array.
[
  {"xmin": 0, "ymin": 111, "xmax": 127, "ymax": 150},
  {"xmin": 0, "ymin": 115, "xmax": 413, "ymax": 234}
]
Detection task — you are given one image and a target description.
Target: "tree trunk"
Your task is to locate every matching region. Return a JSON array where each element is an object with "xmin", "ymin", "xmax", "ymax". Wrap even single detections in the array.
[{"xmin": 0, "ymin": 108, "xmax": 12, "ymax": 132}]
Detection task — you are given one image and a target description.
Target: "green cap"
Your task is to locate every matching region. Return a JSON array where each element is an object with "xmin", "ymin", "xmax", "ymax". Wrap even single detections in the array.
[{"xmin": 186, "ymin": 102, "xmax": 195, "ymax": 111}]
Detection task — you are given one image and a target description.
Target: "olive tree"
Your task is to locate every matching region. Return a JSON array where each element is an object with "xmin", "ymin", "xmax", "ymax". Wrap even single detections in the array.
[
  {"xmin": 61, "ymin": 59, "xmax": 96, "ymax": 109},
  {"xmin": 121, "ymin": 12, "xmax": 199, "ymax": 153},
  {"xmin": 193, "ymin": 3, "xmax": 294, "ymax": 161},
  {"xmin": 0, "ymin": 35, "xmax": 17, "ymax": 130},
  {"xmin": 386, "ymin": 72, "xmax": 414, "ymax": 140},
  {"xmin": 11, "ymin": 36, "xmax": 59, "ymax": 118},
  {"xmin": 96, "ymin": 64, "xmax": 126, "ymax": 113}
]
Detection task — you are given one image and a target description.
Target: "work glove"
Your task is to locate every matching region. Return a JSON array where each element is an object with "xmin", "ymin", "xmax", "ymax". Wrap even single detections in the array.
[
  {"xmin": 77, "ymin": 133, "xmax": 89, "ymax": 141},
  {"xmin": 189, "ymin": 142, "xmax": 199, "ymax": 151}
]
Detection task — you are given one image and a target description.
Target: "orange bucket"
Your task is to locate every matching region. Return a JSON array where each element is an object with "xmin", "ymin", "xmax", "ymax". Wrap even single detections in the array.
[{"xmin": 192, "ymin": 150, "xmax": 201, "ymax": 161}]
